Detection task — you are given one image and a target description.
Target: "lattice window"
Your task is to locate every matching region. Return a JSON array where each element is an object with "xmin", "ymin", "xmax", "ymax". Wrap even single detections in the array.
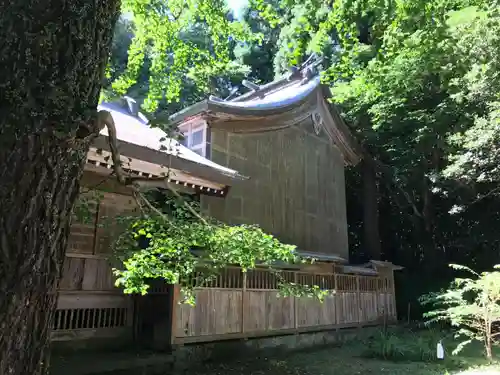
[
  {"xmin": 52, "ymin": 308, "xmax": 128, "ymax": 330},
  {"xmin": 359, "ymin": 277, "xmax": 379, "ymax": 292},
  {"xmin": 148, "ymin": 280, "xmax": 171, "ymax": 294},
  {"xmin": 336, "ymin": 274, "xmax": 357, "ymax": 291},
  {"xmin": 178, "ymin": 267, "xmax": 386, "ymax": 293},
  {"xmin": 378, "ymin": 278, "xmax": 391, "ymax": 292},
  {"xmin": 183, "ymin": 268, "xmax": 297, "ymax": 290},
  {"xmin": 296, "ymin": 273, "xmax": 336, "ymax": 290},
  {"xmin": 247, "ymin": 268, "xmax": 277, "ymax": 289},
  {"xmin": 182, "ymin": 268, "xmax": 244, "ymax": 289}
]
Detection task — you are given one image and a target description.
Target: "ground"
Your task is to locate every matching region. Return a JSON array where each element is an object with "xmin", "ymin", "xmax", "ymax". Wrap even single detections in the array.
[
  {"xmin": 51, "ymin": 327, "xmax": 500, "ymax": 375},
  {"xmin": 186, "ymin": 345, "xmax": 500, "ymax": 375}
]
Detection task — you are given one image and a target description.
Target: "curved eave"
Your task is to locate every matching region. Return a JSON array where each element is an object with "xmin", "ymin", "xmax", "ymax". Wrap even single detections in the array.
[
  {"xmin": 169, "ymin": 78, "xmax": 363, "ymax": 166},
  {"xmin": 169, "ymin": 77, "xmax": 320, "ymax": 123},
  {"xmin": 210, "ymin": 75, "xmax": 322, "ymax": 113},
  {"xmin": 366, "ymin": 260, "xmax": 404, "ymax": 271},
  {"xmin": 85, "ymin": 147, "xmax": 231, "ymax": 196}
]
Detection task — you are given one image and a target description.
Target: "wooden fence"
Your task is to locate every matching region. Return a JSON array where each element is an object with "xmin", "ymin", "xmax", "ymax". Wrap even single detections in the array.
[
  {"xmin": 52, "ymin": 185, "xmax": 397, "ymax": 345},
  {"xmin": 172, "ymin": 267, "xmax": 396, "ymax": 344}
]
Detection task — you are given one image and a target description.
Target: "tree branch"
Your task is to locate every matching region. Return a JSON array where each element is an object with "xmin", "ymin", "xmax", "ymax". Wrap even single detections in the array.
[
  {"xmin": 98, "ymin": 109, "xmax": 206, "ymax": 227},
  {"xmin": 465, "ymin": 185, "xmax": 500, "ymax": 210},
  {"xmin": 132, "ymin": 190, "xmax": 148, "ymax": 216},
  {"xmin": 164, "ymin": 181, "xmax": 209, "ymax": 225},
  {"xmin": 97, "ymin": 110, "xmax": 127, "ymax": 185},
  {"xmin": 373, "ymin": 158, "xmax": 423, "ymax": 218},
  {"xmin": 135, "ymin": 187, "xmax": 175, "ymax": 226},
  {"xmin": 97, "ymin": 110, "xmax": 173, "ymax": 186}
]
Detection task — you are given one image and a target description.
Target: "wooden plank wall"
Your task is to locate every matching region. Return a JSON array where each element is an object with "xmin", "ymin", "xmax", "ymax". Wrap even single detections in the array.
[
  {"xmin": 174, "ymin": 268, "xmax": 397, "ymax": 344},
  {"xmin": 52, "ymin": 188, "xmax": 138, "ymax": 342},
  {"xmin": 204, "ymin": 121, "xmax": 350, "ymax": 261}
]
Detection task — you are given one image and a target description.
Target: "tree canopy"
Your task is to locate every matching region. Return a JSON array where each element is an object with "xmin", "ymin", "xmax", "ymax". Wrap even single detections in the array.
[
  {"xmin": 0, "ymin": 2, "xmax": 266, "ymax": 374},
  {"xmin": 3, "ymin": 0, "xmax": 500, "ymax": 372},
  {"xmin": 236, "ymin": 0, "xmax": 500, "ymax": 316},
  {"xmin": 103, "ymin": 0, "xmax": 500, "ymax": 313}
]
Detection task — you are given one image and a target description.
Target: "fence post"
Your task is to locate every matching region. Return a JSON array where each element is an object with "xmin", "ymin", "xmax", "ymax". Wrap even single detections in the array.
[
  {"xmin": 334, "ymin": 272, "xmax": 338, "ymax": 325},
  {"xmin": 389, "ymin": 272, "xmax": 396, "ymax": 322},
  {"xmin": 241, "ymin": 271, "xmax": 247, "ymax": 335},
  {"xmin": 356, "ymin": 275, "xmax": 361, "ymax": 326},
  {"xmin": 376, "ymin": 277, "xmax": 381, "ymax": 323},
  {"xmin": 293, "ymin": 271, "xmax": 298, "ymax": 331},
  {"xmin": 170, "ymin": 284, "xmax": 180, "ymax": 346}
]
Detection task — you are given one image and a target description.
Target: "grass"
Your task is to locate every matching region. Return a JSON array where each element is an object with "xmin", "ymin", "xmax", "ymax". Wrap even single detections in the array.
[
  {"xmin": 183, "ymin": 345, "xmax": 500, "ymax": 375},
  {"xmin": 180, "ymin": 327, "xmax": 500, "ymax": 375},
  {"xmin": 57, "ymin": 327, "xmax": 500, "ymax": 375}
]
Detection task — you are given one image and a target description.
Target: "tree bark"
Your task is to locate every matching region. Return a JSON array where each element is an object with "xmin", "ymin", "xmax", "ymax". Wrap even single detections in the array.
[
  {"xmin": 485, "ymin": 318, "xmax": 493, "ymax": 362},
  {"xmin": 0, "ymin": 2, "xmax": 120, "ymax": 374},
  {"xmin": 485, "ymin": 335, "xmax": 493, "ymax": 361},
  {"xmin": 362, "ymin": 157, "xmax": 381, "ymax": 260}
]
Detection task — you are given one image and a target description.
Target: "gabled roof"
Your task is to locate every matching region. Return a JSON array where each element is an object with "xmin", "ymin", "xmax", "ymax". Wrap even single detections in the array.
[
  {"xmin": 169, "ymin": 61, "xmax": 363, "ymax": 165},
  {"xmin": 343, "ymin": 260, "xmax": 404, "ymax": 276},
  {"xmin": 87, "ymin": 101, "xmax": 246, "ymax": 196},
  {"xmin": 296, "ymin": 250, "xmax": 347, "ymax": 263},
  {"xmin": 364, "ymin": 260, "xmax": 404, "ymax": 271}
]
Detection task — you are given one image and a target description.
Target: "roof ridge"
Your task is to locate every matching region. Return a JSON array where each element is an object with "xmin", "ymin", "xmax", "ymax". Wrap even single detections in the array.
[
  {"xmin": 229, "ymin": 72, "xmax": 302, "ymax": 102},
  {"xmin": 230, "ymin": 54, "xmax": 323, "ymax": 103}
]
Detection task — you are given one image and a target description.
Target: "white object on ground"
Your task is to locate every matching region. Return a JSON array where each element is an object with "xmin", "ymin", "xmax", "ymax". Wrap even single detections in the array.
[{"xmin": 437, "ymin": 341, "xmax": 444, "ymax": 360}]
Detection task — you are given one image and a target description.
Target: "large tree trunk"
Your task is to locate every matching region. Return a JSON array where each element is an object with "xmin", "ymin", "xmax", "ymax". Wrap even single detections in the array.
[
  {"xmin": 0, "ymin": 2, "xmax": 120, "ymax": 374},
  {"xmin": 362, "ymin": 157, "xmax": 381, "ymax": 260}
]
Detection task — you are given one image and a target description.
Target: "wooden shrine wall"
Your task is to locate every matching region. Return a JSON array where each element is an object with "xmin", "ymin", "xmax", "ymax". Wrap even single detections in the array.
[
  {"xmin": 51, "ymin": 177, "xmax": 138, "ymax": 343},
  {"xmin": 172, "ymin": 267, "xmax": 397, "ymax": 345},
  {"xmin": 202, "ymin": 117, "xmax": 349, "ymax": 259}
]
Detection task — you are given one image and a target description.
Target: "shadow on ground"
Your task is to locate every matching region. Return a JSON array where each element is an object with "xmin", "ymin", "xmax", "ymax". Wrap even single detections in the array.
[
  {"xmin": 177, "ymin": 346, "xmax": 499, "ymax": 375},
  {"xmin": 98, "ymin": 344, "xmax": 499, "ymax": 375}
]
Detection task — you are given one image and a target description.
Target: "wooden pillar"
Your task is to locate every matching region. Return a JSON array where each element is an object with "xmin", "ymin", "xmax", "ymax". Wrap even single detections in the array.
[
  {"xmin": 241, "ymin": 271, "xmax": 247, "ymax": 335},
  {"xmin": 376, "ymin": 276, "xmax": 381, "ymax": 323},
  {"xmin": 293, "ymin": 272, "xmax": 298, "ymax": 331},
  {"xmin": 170, "ymin": 284, "xmax": 180, "ymax": 346},
  {"xmin": 389, "ymin": 270, "xmax": 397, "ymax": 321},
  {"xmin": 333, "ymin": 269, "xmax": 338, "ymax": 325},
  {"xmin": 356, "ymin": 275, "xmax": 361, "ymax": 325}
]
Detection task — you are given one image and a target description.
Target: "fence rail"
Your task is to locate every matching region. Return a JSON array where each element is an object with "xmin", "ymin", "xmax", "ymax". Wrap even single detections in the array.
[{"xmin": 173, "ymin": 268, "xmax": 396, "ymax": 344}]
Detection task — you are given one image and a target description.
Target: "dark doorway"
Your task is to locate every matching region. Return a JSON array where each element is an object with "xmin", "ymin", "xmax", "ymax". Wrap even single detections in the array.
[{"xmin": 134, "ymin": 281, "xmax": 175, "ymax": 351}]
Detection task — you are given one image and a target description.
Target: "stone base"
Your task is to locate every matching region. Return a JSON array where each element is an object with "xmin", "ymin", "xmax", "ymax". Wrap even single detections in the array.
[{"xmin": 172, "ymin": 326, "xmax": 380, "ymax": 370}]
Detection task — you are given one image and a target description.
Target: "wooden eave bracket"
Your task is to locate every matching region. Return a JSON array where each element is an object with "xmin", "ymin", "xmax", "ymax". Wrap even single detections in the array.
[{"xmin": 85, "ymin": 147, "xmax": 228, "ymax": 197}]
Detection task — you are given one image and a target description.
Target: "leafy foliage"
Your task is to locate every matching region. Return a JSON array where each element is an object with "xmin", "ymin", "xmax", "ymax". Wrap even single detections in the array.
[
  {"xmin": 361, "ymin": 327, "xmax": 447, "ymax": 362},
  {"xmin": 102, "ymin": 0, "xmax": 256, "ymax": 115},
  {"xmin": 97, "ymin": 0, "xmax": 500, "ymax": 321},
  {"xmin": 110, "ymin": 192, "xmax": 332, "ymax": 304},
  {"xmin": 245, "ymin": 0, "xmax": 500, "ymax": 319},
  {"xmin": 72, "ymin": 190, "xmax": 104, "ymax": 225},
  {"xmin": 421, "ymin": 264, "xmax": 500, "ymax": 360},
  {"xmin": 442, "ymin": 8, "xmax": 500, "ymax": 186}
]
